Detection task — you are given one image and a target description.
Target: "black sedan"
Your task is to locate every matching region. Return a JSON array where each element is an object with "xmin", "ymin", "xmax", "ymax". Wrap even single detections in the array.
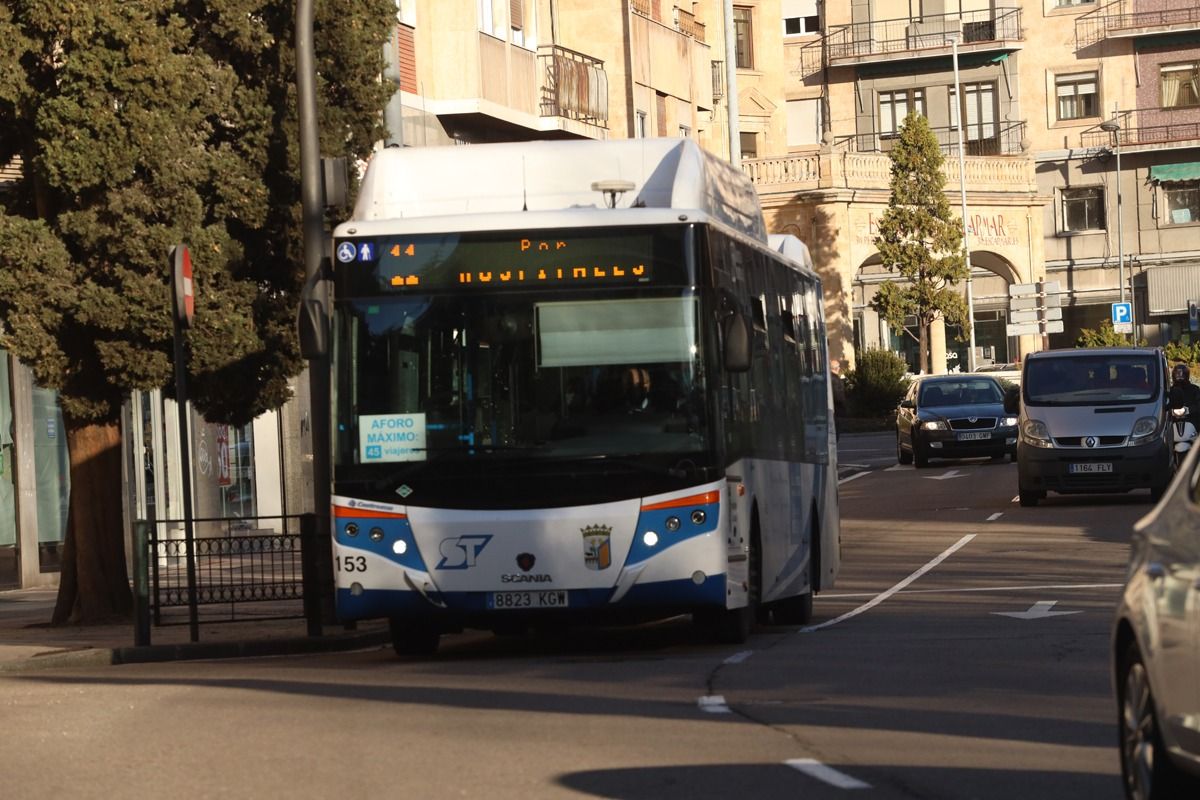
[{"xmin": 895, "ymin": 375, "xmax": 1018, "ymax": 467}]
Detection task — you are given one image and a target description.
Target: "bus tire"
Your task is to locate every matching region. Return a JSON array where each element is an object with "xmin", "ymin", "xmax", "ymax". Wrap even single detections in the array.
[
  {"xmin": 389, "ymin": 617, "xmax": 440, "ymax": 657},
  {"xmin": 774, "ymin": 520, "xmax": 818, "ymax": 625}
]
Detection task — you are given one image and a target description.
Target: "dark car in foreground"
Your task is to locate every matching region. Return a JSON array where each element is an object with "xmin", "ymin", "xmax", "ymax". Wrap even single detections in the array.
[
  {"xmin": 1112, "ymin": 442, "xmax": 1200, "ymax": 799},
  {"xmin": 895, "ymin": 375, "xmax": 1017, "ymax": 467}
]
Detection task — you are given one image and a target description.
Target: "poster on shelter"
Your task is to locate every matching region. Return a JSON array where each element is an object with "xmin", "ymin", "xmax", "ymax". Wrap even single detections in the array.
[{"xmin": 216, "ymin": 425, "xmax": 232, "ymax": 487}]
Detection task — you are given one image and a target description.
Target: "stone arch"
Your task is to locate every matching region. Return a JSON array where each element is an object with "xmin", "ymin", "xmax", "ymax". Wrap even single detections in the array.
[{"xmin": 851, "ymin": 248, "xmax": 1025, "ymax": 372}]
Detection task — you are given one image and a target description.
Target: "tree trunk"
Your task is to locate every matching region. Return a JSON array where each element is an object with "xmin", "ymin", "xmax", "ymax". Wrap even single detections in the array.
[
  {"xmin": 918, "ymin": 322, "xmax": 930, "ymax": 375},
  {"xmin": 52, "ymin": 419, "xmax": 131, "ymax": 624}
]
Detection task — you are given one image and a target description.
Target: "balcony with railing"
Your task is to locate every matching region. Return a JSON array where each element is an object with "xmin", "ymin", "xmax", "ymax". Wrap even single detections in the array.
[
  {"xmin": 711, "ymin": 59, "xmax": 725, "ymax": 102},
  {"xmin": 835, "ymin": 121, "xmax": 1029, "ymax": 157},
  {"xmin": 675, "ymin": 6, "xmax": 705, "ymax": 42},
  {"xmin": 823, "ymin": 8, "xmax": 1023, "ymax": 67},
  {"xmin": 538, "ymin": 46, "xmax": 609, "ymax": 129},
  {"xmin": 1076, "ymin": 1, "xmax": 1200, "ymax": 50},
  {"xmin": 1079, "ymin": 107, "xmax": 1200, "ymax": 152},
  {"xmin": 741, "ymin": 149, "xmax": 1037, "ymax": 196},
  {"xmin": 632, "ymin": 0, "xmax": 652, "ymax": 19}
]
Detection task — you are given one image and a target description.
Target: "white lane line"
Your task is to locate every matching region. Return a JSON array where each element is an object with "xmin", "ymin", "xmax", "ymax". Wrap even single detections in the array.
[
  {"xmin": 884, "ymin": 464, "xmax": 908, "ymax": 472},
  {"xmin": 822, "ymin": 582, "xmax": 1123, "ymax": 599},
  {"xmin": 800, "ymin": 533, "xmax": 976, "ymax": 633},
  {"xmin": 785, "ymin": 759, "xmax": 871, "ymax": 790},
  {"xmin": 723, "ymin": 650, "xmax": 753, "ymax": 665},
  {"xmin": 987, "ymin": 512, "xmax": 1003, "ymax": 521},
  {"xmin": 697, "ymin": 695, "xmax": 731, "ymax": 714},
  {"xmin": 837, "ymin": 471, "xmax": 870, "ymax": 486},
  {"xmin": 1011, "ymin": 495, "xmax": 1020, "ymax": 503}
]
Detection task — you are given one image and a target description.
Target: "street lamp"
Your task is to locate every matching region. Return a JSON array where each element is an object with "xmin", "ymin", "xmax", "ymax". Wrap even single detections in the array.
[
  {"xmin": 1099, "ymin": 117, "xmax": 1128, "ymax": 315},
  {"xmin": 949, "ymin": 32, "xmax": 976, "ymax": 372}
]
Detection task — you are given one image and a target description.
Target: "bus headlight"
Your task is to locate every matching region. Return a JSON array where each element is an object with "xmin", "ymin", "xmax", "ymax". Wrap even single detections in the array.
[
  {"xmin": 345, "ymin": 523, "xmax": 359, "ymax": 537},
  {"xmin": 690, "ymin": 510, "xmax": 706, "ymax": 525},
  {"xmin": 643, "ymin": 531, "xmax": 660, "ymax": 548},
  {"xmin": 369, "ymin": 527, "xmax": 385, "ymax": 542},
  {"xmin": 665, "ymin": 516, "xmax": 681, "ymax": 532}
]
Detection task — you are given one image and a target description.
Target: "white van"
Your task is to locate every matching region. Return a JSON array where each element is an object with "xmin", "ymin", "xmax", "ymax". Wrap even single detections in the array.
[{"xmin": 1006, "ymin": 347, "xmax": 1172, "ymax": 507}]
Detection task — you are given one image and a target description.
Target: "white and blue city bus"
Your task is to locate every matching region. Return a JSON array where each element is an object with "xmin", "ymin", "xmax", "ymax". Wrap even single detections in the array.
[{"xmin": 328, "ymin": 139, "xmax": 839, "ymax": 654}]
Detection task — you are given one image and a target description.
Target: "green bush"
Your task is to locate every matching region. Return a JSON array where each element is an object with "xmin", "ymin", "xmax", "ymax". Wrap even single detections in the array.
[
  {"xmin": 1164, "ymin": 340, "xmax": 1200, "ymax": 365},
  {"xmin": 1076, "ymin": 320, "xmax": 1146, "ymax": 347},
  {"xmin": 846, "ymin": 349, "xmax": 911, "ymax": 418}
]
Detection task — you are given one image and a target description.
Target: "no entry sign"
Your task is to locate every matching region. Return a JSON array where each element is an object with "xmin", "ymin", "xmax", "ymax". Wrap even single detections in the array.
[{"xmin": 173, "ymin": 245, "xmax": 194, "ymax": 328}]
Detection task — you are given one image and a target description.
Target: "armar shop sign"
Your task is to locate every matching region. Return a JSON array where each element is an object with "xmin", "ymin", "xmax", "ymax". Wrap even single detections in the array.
[{"xmin": 853, "ymin": 211, "xmax": 1022, "ymax": 249}]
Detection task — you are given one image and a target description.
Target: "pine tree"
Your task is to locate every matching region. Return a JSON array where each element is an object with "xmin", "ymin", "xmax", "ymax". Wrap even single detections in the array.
[
  {"xmin": 871, "ymin": 112, "xmax": 969, "ymax": 375},
  {"xmin": 0, "ymin": 0, "xmax": 395, "ymax": 623}
]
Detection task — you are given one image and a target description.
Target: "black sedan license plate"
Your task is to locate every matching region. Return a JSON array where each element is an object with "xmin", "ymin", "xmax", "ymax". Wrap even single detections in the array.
[
  {"xmin": 1069, "ymin": 462, "xmax": 1113, "ymax": 474},
  {"xmin": 488, "ymin": 590, "xmax": 569, "ymax": 610},
  {"xmin": 956, "ymin": 432, "xmax": 991, "ymax": 441}
]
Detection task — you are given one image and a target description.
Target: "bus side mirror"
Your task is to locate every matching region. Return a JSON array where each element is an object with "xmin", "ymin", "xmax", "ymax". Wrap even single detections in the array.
[
  {"xmin": 298, "ymin": 263, "xmax": 331, "ymax": 359},
  {"xmin": 1003, "ymin": 385, "xmax": 1019, "ymax": 415},
  {"xmin": 723, "ymin": 311, "xmax": 751, "ymax": 373}
]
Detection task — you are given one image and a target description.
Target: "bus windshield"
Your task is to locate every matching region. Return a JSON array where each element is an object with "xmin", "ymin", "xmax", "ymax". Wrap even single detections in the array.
[{"xmin": 330, "ymin": 228, "xmax": 716, "ymax": 504}]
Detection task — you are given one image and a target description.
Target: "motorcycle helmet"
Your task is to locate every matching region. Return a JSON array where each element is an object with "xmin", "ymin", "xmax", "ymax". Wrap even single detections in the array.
[{"xmin": 1172, "ymin": 363, "xmax": 1190, "ymax": 384}]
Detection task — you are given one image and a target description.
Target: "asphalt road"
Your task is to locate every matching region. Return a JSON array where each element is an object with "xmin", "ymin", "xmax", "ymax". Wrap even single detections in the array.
[{"xmin": 1, "ymin": 444, "xmax": 1143, "ymax": 799}]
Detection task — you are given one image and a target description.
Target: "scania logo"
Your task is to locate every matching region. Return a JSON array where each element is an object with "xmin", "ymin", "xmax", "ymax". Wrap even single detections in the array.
[
  {"xmin": 500, "ymin": 574, "xmax": 553, "ymax": 583},
  {"xmin": 516, "ymin": 553, "xmax": 536, "ymax": 572},
  {"xmin": 1084, "ymin": 436, "xmax": 1098, "ymax": 448}
]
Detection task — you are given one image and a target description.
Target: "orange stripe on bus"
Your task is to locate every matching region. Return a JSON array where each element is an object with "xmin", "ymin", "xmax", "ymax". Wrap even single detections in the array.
[
  {"xmin": 333, "ymin": 506, "xmax": 407, "ymax": 520},
  {"xmin": 641, "ymin": 491, "xmax": 720, "ymax": 511}
]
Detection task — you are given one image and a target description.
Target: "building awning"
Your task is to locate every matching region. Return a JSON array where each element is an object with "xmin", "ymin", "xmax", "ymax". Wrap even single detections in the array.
[
  {"xmin": 1150, "ymin": 162, "xmax": 1200, "ymax": 182},
  {"xmin": 1147, "ymin": 264, "xmax": 1200, "ymax": 315}
]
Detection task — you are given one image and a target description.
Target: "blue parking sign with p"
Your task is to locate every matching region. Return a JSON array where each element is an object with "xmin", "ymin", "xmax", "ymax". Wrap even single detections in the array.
[{"xmin": 1112, "ymin": 302, "xmax": 1132, "ymax": 325}]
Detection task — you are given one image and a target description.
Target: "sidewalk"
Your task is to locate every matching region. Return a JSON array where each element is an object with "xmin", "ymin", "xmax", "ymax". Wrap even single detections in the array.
[{"xmin": 0, "ymin": 587, "xmax": 391, "ymax": 673}]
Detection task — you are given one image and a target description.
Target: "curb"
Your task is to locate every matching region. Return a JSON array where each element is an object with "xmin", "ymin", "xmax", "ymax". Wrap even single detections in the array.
[{"xmin": 0, "ymin": 629, "xmax": 392, "ymax": 673}]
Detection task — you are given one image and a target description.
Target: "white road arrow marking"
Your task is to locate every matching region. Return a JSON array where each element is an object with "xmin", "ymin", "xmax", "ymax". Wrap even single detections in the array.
[
  {"xmin": 924, "ymin": 469, "xmax": 964, "ymax": 480},
  {"xmin": 785, "ymin": 759, "xmax": 871, "ymax": 790},
  {"xmin": 991, "ymin": 600, "xmax": 1083, "ymax": 620}
]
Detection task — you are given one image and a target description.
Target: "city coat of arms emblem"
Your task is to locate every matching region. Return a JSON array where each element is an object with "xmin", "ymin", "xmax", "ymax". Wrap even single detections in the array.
[{"xmin": 581, "ymin": 524, "xmax": 612, "ymax": 571}]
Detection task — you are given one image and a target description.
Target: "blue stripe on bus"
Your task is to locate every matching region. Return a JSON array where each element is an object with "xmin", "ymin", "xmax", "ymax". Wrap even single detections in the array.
[
  {"xmin": 336, "ymin": 574, "xmax": 725, "ymax": 620},
  {"xmin": 334, "ymin": 515, "xmax": 429, "ymax": 572},
  {"xmin": 623, "ymin": 500, "xmax": 720, "ymax": 567}
]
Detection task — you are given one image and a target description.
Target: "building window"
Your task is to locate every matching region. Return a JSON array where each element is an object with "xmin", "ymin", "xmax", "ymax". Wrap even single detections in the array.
[
  {"xmin": 879, "ymin": 89, "xmax": 926, "ymax": 137},
  {"xmin": 1055, "ymin": 0, "xmax": 1094, "ymax": 6},
  {"xmin": 1062, "ymin": 187, "xmax": 1105, "ymax": 232},
  {"xmin": 1163, "ymin": 181, "xmax": 1199, "ymax": 225},
  {"xmin": 734, "ymin": 7, "xmax": 754, "ymax": 69},
  {"xmin": 740, "ymin": 131, "xmax": 758, "ymax": 159},
  {"xmin": 783, "ymin": 0, "xmax": 820, "ymax": 35},
  {"xmin": 1055, "ymin": 72, "xmax": 1098, "ymax": 121},
  {"xmin": 679, "ymin": 125, "xmax": 691, "ymax": 137},
  {"xmin": 786, "ymin": 98, "xmax": 822, "ymax": 147},
  {"xmin": 1161, "ymin": 63, "xmax": 1200, "ymax": 109},
  {"xmin": 636, "ymin": 111, "xmax": 648, "ymax": 138}
]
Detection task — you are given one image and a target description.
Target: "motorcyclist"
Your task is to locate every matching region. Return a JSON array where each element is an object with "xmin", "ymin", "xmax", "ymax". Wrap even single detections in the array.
[{"xmin": 1168, "ymin": 363, "xmax": 1200, "ymax": 423}]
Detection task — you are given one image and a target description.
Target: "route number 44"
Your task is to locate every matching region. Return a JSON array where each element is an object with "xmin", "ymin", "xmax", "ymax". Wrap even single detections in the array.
[{"xmin": 336, "ymin": 555, "xmax": 367, "ymax": 573}]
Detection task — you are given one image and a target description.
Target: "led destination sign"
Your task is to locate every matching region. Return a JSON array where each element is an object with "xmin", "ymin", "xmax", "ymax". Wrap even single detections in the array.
[{"xmin": 333, "ymin": 228, "xmax": 686, "ymax": 294}]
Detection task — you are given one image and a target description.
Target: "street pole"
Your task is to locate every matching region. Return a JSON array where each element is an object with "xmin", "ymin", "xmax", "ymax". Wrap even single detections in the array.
[
  {"xmin": 1100, "ymin": 117, "xmax": 1129, "ymax": 335},
  {"xmin": 723, "ymin": 0, "xmax": 740, "ymax": 162},
  {"xmin": 296, "ymin": 0, "xmax": 333, "ymax": 625},
  {"xmin": 951, "ymin": 34, "xmax": 976, "ymax": 372}
]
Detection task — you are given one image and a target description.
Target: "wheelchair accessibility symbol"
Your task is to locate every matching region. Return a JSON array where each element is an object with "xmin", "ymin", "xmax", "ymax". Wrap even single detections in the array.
[{"xmin": 336, "ymin": 242, "xmax": 357, "ymax": 263}]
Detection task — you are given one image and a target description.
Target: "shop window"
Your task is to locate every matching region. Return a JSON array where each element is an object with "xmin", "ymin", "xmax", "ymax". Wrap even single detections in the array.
[{"xmin": 1163, "ymin": 180, "xmax": 1199, "ymax": 225}]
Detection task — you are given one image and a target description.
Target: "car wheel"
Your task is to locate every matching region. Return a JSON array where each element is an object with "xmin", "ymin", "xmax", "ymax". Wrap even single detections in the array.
[
  {"xmin": 1119, "ymin": 641, "xmax": 1193, "ymax": 800},
  {"xmin": 896, "ymin": 432, "xmax": 913, "ymax": 465},
  {"xmin": 1018, "ymin": 488, "xmax": 1041, "ymax": 507},
  {"xmin": 913, "ymin": 437, "xmax": 929, "ymax": 468}
]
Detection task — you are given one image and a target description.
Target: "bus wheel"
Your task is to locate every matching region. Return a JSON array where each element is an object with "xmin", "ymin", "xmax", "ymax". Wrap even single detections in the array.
[
  {"xmin": 389, "ymin": 617, "xmax": 440, "ymax": 657},
  {"xmin": 773, "ymin": 538, "xmax": 816, "ymax": 626}
]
